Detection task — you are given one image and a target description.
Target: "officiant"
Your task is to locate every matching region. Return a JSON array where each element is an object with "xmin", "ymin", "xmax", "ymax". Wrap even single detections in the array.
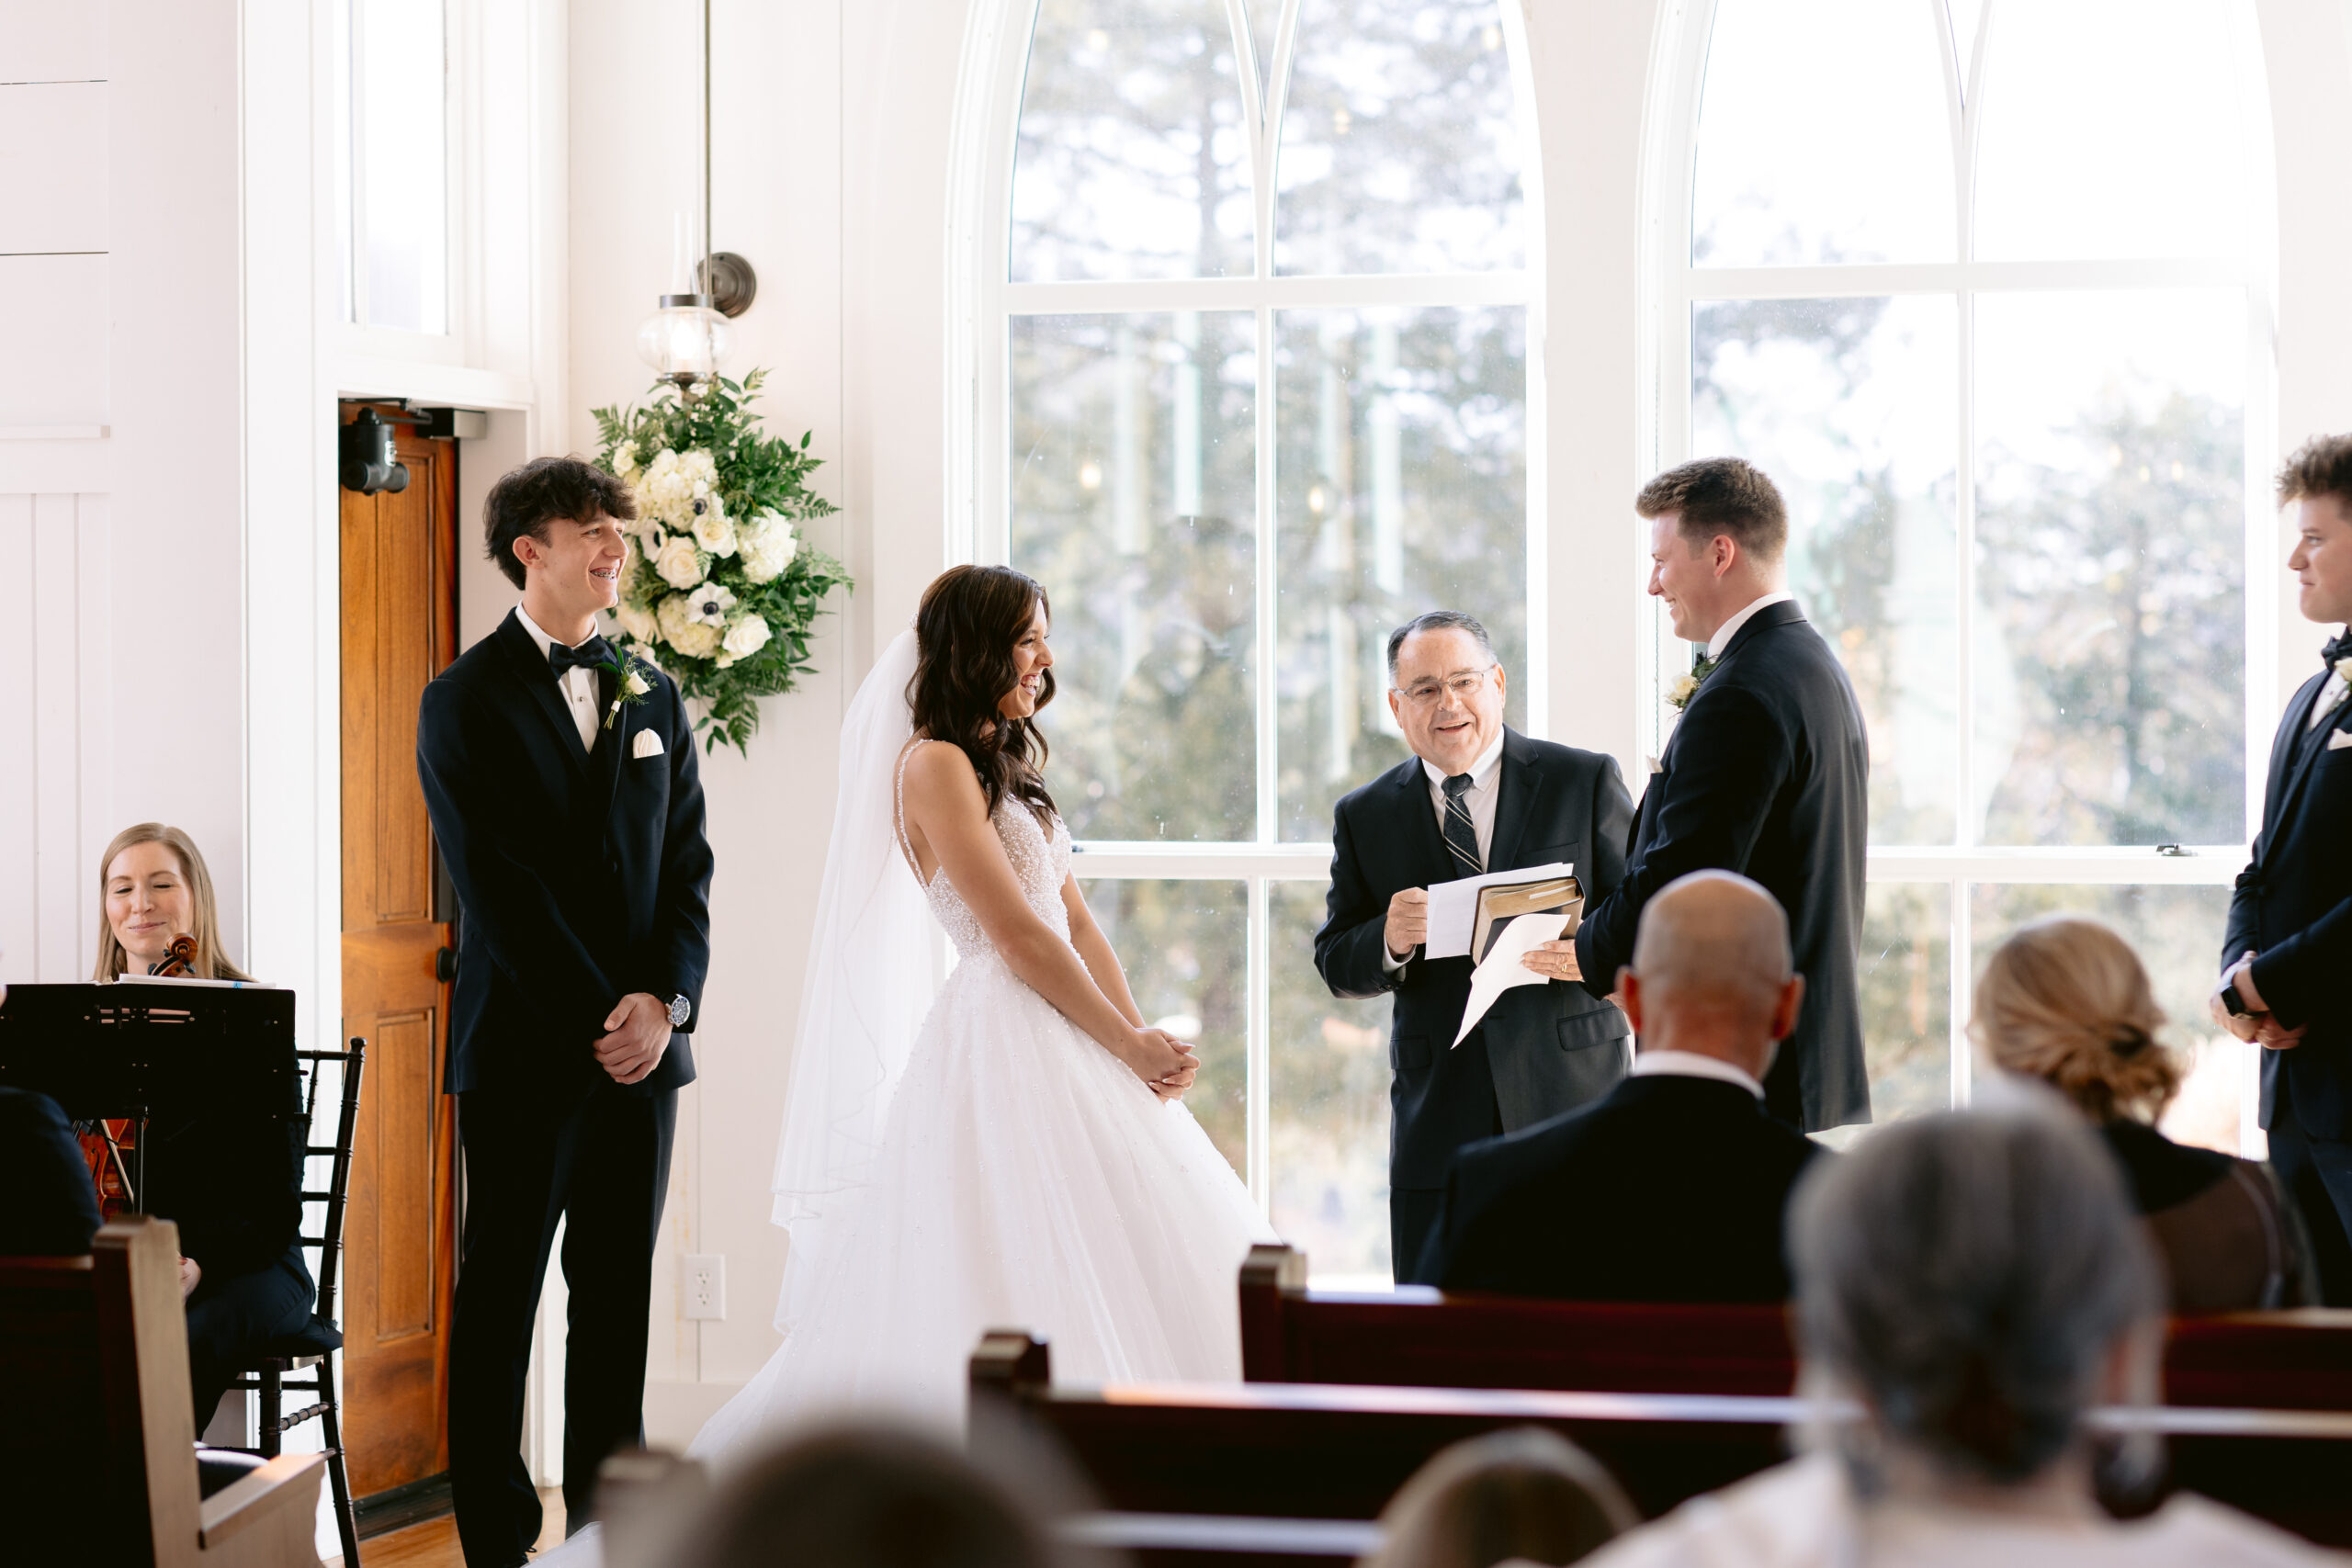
[{"xmin": 1315, "ymin": 611, "xmax": 1635, "ymax": 1281}]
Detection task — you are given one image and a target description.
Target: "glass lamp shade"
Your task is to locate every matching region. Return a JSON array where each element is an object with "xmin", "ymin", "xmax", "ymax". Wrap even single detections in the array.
[{"xmin": 637, "ymin": 293, "xmax": 732, "ymax": 386}]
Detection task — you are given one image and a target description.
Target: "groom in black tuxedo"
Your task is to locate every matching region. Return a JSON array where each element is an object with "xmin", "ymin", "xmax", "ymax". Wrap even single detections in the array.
[
  {"xmin": 417, "ymin": 457, "xmax": 713, "ymax": 1566},
  {"xmin": 1316, "ymin": 611, "xmax": 1634, "ymax": 1281},
  {"xmin": 2218, "ymin": 434, "xmax": 2352, "ymax": 1303},
  {"xmin": 1576, "ymin": 458, "xmax": 1870, "ymax": 1134}
]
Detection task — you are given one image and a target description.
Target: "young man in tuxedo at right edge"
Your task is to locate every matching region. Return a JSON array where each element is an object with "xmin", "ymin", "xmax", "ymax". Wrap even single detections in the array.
[
  {"xmin": 417, "ymin": 457, "xmax": 713, "ymax": 1566},
  {"xmin": 2219, "ymin": 434, "xmax": 2352, "ymax": 1304}
]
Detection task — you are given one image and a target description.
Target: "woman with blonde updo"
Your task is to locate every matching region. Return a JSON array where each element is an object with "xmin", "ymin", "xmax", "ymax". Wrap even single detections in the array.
[{"xmin": 1973, "ymin": 916, "xmax": 2310, "ymax": 1311}]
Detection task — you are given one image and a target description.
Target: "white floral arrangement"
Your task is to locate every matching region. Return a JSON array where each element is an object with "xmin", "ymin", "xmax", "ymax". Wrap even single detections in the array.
[{"xmin": 593, "ymin": 371, "xmax": 850, "ymax": 755}]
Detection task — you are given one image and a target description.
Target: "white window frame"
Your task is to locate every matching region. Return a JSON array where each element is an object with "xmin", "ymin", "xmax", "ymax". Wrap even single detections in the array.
[
  {"xmin": 1645, "ymin": 0, "xmax": 2279, "ymax": 1131},
  {"xmin": 959, "ymin": 0, "xmax": 1546, "ymax": 1208},
  {"xmin": 332, "ymin": 0, "xmax": 469, "ymax": 366}
]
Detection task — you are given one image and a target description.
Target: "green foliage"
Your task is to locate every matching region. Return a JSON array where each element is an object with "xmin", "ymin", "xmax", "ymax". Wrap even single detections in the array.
[{"xmin": 588, "ymin": 370, "xmax": 851, "ymax": 756}]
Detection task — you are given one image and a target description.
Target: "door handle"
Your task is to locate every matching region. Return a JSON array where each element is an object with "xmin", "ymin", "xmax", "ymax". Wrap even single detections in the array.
[{"xmin": 435, "ymin": 947, "xmax": 458, "ymax": 983}]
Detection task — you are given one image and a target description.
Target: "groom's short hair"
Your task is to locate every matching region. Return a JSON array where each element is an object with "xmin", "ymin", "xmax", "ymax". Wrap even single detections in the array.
[
  {"xmin": 1636, "ymin": 457, "xmax": 1787, "ymax": 567},
  {"xmin": 2278, "ymin": 434, "xmax": 2352, "ymax": 511},
  {"xmin": 484, "ymin": 456, "xmax": 638, "ymax": 589}
]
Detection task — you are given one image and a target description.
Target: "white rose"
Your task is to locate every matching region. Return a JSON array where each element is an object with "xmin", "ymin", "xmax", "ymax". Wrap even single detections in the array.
[
  {"xmin": 613, "ymin": 601, "xmax": 658, "ymax": 644},
  {"xmin": 739, "ymin": 513, "xmax": 800, "ymax": 583},
  {"xmin": 690, "ymin": 496, "xmax": 737, "ymax": 557},
  {"xmin": 612, "ymin": 439, "xmax": 638, "ymax": 477},
  {"xmin": 657, "ymin": 592, "xmax": 724, "ymax": 660},
  {"xmin": 722, "ymin": 614, "xmax": 772, "ymax": 661},
  {"xmin": 652, "ymin": 533, "xmax": 706, "ymax": 590},
  {"xmin": 684, "ymin": 582, "xmax": 739, "ymax": 627},
  {"xmin": 624, "ymin": 669, "xmax": 653, "ymax": 697}
]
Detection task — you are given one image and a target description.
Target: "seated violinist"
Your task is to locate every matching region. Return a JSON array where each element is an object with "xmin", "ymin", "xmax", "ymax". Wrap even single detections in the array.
[{"xmin": 93, "ymin": 823, "xmax": 314, "ymax": 1428}]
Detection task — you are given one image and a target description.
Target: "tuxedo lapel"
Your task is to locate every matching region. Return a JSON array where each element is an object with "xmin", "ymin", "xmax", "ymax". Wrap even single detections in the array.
[
  {"xmin": 1487, "ymin": 728, "xmax": 1544, "ymax": 873},
  {"xmin": 1389, "ymin": 759, "xmax": 1454, "ymax": 887},
  {"xmin": 589, "ymin": 665, "xmax": 628, "ymax": 821},
  {"xmin": 492, "ymin": 610, "xmax": 592, "ymax": 779},
  {"xmin": 2265, "ymin": 677, "xmax": 2350, "ymax": 868}
]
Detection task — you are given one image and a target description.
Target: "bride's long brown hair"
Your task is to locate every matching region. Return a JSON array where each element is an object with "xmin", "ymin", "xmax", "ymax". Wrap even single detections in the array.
[{"xmin": 909, "ymin": 565, "xmax": 1059, "ymax": 829}]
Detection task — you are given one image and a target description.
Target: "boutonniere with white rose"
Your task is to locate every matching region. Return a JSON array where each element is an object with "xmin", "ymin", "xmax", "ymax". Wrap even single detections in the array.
[
  {"xmin": 2323, "ymin": 657, "xmax": 2352, "ymax": 718},
  {"xmin": 1666, "ymin": 653, "xmax": 1719, "ymax": 713},
  {"xmin": 595, "ymin": 649, "xmax": 656, "ymax": 731}
]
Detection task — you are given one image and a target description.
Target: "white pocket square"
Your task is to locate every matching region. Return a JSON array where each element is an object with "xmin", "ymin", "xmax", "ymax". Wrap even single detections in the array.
[
  {"xmin": 632, "ymin": 728, "xmax": 665, "ymax": 760},
  {"xmin": 2328, "ymin": 728, "xmax": 2352, "ymax": 751}
]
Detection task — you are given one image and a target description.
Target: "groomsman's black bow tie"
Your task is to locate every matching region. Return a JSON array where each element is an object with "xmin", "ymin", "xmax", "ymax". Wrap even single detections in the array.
[
  {"xmin": 2324, "ymin": 629, "xmax": 2352, "ymax": 671},
  {"xmin": 548, "ymin": 636, "xmax": 614, "ymax": 680}
]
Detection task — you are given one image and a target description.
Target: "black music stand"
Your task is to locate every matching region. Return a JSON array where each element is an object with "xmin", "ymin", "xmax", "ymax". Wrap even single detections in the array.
[{"xmin": 0, "ymin": 982, "xmax": 300, "ymax": 1211}]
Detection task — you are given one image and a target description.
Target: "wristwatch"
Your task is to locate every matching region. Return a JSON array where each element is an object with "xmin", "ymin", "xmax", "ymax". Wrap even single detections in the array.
[
  {"xmin": 2219, "ymin": 973, "xmax": 2255, "ymax": 1018},
  {"xmin": 667, "ymin": 993, "xmax": 692, "ymax": 1029}
]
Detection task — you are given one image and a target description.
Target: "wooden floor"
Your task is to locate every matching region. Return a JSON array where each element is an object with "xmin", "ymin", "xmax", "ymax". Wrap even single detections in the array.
[{"xmin": 324, "ymin": 1489, "xmax": 567, "ymax": 1568}]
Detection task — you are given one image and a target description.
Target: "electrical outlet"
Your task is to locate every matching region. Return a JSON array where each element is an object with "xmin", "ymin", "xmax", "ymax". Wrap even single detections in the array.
[{"xmin": 682, "ymin": 1254, "xmax": 726, "ymax": 1321}]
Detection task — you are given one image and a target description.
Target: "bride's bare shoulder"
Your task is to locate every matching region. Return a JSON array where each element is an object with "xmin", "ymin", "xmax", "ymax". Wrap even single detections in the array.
[{"xmin": 900, "ymin": 738, "xmax": 985, "ymax": 804}]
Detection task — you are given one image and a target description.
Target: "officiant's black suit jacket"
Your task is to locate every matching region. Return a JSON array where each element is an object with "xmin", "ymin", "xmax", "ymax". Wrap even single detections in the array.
[
  {"xmin": 1317, "ymin": 727, "xmax": 1634, "ymax": 1275},
  {"xmin": 2227, "ymin": 667, "xmax": 2352, "ymax": 1141},
  {"xmin": 1576, "ymin": 601, "xmax": 1870, "ymax": 1132},
  {"xmin": 416, "ymin": 608, "xmax": 714, "ymax": 1098},
  {"xmin": 1417, "ymin": 1073, "xmax": 1822, "ymax": 1302}
]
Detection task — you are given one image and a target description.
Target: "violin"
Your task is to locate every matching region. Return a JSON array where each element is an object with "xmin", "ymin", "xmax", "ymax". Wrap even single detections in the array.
[{"xmin": 150, "ymin": 933, "xmax": 198, "ymax": 977}]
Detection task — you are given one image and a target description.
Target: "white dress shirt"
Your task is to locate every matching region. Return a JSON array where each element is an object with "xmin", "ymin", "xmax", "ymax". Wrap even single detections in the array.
[
  {"xmin": 1705, "ymin": 591, "xmax": 1795, "ymax": 661},
  {"xmin": 1628, "ymin": 1048, "xmax": 1765, "ymax": 1100},
  {"xmin": 1384, "ymin": 730, "xmax": 1508, "ymax": 968},
  {"xmin": 516, "ymin": 604, "xmax": 602, "ymax": 752}
]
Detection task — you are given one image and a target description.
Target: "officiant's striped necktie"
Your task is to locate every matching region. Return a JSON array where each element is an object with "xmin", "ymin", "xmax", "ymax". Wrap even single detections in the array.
[{"xmin": 1442, "ymin": 773, "xmax": 1483, "ymax": 876}]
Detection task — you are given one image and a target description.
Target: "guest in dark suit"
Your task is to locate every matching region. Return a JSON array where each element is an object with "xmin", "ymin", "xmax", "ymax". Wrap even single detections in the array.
[
  {"xmin": 418, "ymin": 457, "xmax": 714, "ymax": 1566},
  {"xmin": 1576, "ymin": 458, "xmax": 1870, "ymax": 1134},
  {"xmin": 2217, "ymin": 434, "xmax": 2352, "ymax": 1303},
  {"xmin": 1316, "ymin": 611, "xmax": 1635, "ymax": 1283},
  {"xmin": 1419, "ymin": 871, "xmax": 1822, "ymax": 1301},
  {"xmin": 93, "ymin": 823, "xmax": 312, "ymax": 1430}
]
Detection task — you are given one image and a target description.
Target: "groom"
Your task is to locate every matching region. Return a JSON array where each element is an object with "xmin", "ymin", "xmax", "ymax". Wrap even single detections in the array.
[
  {"xmin": 1575, "ymin": 457, "xmax": 1870, "ymax": 1134},
  {"xmin": 417, "ymin": 457, "xmax": 713, "ymax": 1566},
  {"xmin": 1316, "ymin": 611, "xmax": 1635, "ymax": 1281}
]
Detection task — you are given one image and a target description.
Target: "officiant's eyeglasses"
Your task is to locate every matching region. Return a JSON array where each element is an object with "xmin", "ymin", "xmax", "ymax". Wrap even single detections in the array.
[{"xmin": 1395, "ymin": 668, "xmax": 1497, "ymax": 706}]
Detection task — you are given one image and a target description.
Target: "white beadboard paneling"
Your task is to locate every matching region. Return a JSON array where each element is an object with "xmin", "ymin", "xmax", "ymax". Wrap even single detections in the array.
[
  {"xmin": 0, "ymin": 254, "xmax": 107, "ymax": 424},
  {"xmin": 0, "ymin": 496, "xmax": 33, "ymax": 985},
  {"xmin": 0, "ymin": 83, "xmax": 108, "ymax": 253},
  {"xmin": 0, "ymin": 1, "xmax": 102, "ymax": 84},
  {"xmin": 28, "ymin": 493, "xmax": 106, "ymax": 981}
]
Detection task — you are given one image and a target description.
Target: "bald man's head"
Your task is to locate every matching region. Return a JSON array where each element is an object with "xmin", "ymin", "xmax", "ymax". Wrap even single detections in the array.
[{"xmin": 1621, "ymin": 872, "xmax": 1802, "ymax": 1077}]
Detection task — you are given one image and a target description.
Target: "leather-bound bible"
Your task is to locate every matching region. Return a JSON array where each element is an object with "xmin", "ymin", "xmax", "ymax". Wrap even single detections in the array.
[{"xmin": 1471, "ymin": 875, "xmax": 1583, "ymax": 964}]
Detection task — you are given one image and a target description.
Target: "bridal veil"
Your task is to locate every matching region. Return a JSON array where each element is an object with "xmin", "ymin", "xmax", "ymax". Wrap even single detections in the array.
[{"xmin": 764, "ymin": 627, "xmax": 937, "ymax": 1333}]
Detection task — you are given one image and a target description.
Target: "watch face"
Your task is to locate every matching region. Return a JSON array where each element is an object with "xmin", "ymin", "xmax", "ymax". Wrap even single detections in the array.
[{"xmin": 668, "ymin": 995, "xmax": 689, "ymax": 1027}]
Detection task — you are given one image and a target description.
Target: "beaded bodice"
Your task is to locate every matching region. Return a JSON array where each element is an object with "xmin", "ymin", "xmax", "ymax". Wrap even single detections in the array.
[{"xmin": 897, "ymin": 742, "xmax": 1072, "ymax": 959}]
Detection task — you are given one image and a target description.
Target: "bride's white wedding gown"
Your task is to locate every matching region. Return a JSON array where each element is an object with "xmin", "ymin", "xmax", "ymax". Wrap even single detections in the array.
[{"xmin": 689, "ymin": 750, "xmax": 1275, "ymax": 1459}]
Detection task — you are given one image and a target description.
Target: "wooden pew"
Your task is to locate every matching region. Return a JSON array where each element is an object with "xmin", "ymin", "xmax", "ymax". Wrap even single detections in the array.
[
  {"xmin": 3, "ymin": 1216, "xmax": 325, "ymax": 1567},
  {"xmin": 1238, "ymin": 1243, "xmax": 2352, "ymax": 1409},
  {"xmin": 976, "ymin": 1332, "xmax": 2352, "ymax": 1553}
]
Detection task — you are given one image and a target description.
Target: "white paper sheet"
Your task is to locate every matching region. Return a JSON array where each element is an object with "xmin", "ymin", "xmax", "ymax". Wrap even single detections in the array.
[
  {"xmin": 1422, "ymin": 861, "xmax": 1575, "ymax": 959},
  {"xmin": 1453, "ymin": 908, "xmax": 1571, "ymax": 1046}
]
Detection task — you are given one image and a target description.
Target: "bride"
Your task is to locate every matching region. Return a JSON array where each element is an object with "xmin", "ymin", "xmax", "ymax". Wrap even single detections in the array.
[{"xmin": 690, "ymin": 564, "xmax": 1275, "ymax": 1458}]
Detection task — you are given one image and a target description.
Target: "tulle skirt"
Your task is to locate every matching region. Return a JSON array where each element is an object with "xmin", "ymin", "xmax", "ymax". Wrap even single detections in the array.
[{"xmin": 689, "ymin": 948, "xmax": 1275, "ymax": 1461}]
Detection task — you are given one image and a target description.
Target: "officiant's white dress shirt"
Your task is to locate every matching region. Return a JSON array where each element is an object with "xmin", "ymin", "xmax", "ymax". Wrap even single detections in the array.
[
  {"xmin": 1385, "ymin": 731, "xmax": 1508, "ymax": 968},
  {"xmin": 516, "ymin": 604, "xmax": 602, "ymax": 751},
  {"xmin": 1705, "ymin": 591, "xmax": 1794, "ymax": 661},
  {"xmin": 1629, "ymin": 1048, "xmax": 1765, "ymax": 1099}
]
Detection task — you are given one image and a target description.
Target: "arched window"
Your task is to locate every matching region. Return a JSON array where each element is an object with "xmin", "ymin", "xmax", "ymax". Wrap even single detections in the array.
[
  {"xmin": 985, "ymin": 0, "xmax": 1536, "ymax": 1280},
  {"xmin": 1661, "ymin": 0, "xmax": 2272, "ymax": 1140}
]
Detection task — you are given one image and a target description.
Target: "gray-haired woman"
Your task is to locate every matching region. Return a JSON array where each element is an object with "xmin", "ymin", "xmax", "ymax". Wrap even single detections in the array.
[{"xmin": 1582, "ymin": 1106, "xmax": 2340, "ymax": 1567}]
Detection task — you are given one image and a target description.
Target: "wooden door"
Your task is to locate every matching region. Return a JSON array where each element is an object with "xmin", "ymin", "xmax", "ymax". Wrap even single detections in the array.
[{"xmin": 339, "ymin": 404, "xmax": 460, "ymax": 1500}]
